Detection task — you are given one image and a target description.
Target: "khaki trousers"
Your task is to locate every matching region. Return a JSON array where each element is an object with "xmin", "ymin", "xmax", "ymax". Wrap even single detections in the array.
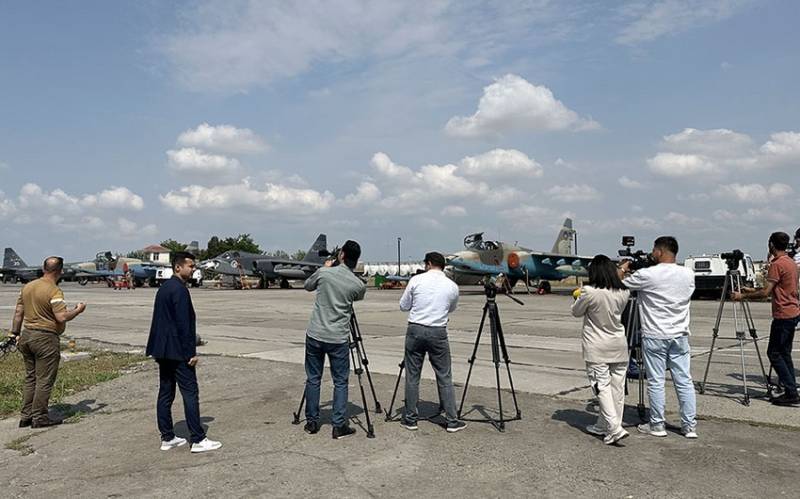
[
  {"xmin": 586, "ymin": 361, "xmax": 627, "ymax": 435},
  {"xmin": 17, "ymin": 329, "xmax": 61, "ymax": 422}
]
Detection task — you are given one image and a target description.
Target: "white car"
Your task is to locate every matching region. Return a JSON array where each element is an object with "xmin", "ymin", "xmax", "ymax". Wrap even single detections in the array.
[{"xmin": 156, "ymin": 268, "xmax": 203, "ymax": 287}]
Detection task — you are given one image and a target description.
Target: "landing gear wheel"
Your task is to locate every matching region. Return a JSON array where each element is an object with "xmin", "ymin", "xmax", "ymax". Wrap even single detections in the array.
[
  {"xmin": 537, "ymin": 281, "xmax": 551, "ymax": 294},
  {"xmin": 280, "ymin": 278, "xmax": 290, "ymax": 289}
]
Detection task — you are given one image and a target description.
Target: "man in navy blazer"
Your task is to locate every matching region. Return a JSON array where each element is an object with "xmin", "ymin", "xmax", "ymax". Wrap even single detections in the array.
[{"xmin": 147, "ymin": 252, "xmax": 221, "ymax": 453}]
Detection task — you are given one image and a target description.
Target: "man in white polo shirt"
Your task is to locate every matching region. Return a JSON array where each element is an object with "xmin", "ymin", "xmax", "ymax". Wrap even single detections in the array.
[{"xmin": 399, "ymin": 252, "xmax": 466, "ymax": 433}]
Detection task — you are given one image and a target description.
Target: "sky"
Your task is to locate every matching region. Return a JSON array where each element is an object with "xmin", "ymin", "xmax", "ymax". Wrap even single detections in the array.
[{"xmin": 1, "ymin": 0, "xmax": 798, "ymax": 263}]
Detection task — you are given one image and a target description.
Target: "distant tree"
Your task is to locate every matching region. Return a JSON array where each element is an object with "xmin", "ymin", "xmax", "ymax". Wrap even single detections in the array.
[
  {"xmin": 161, "ymin": 239, "xmax": 187, "ymax": 253},
  {"xmin": 291, "ymin": 250, "xmax": 307, "ymax": 261},
  {"xmin": 265, "ymin": 249, "xmax": 290, "ymax": 259},
  {"xmin": 126, "ymin": 250, "xmax": 146, "ymax": 260},
  {"xmin": 204, "ymin": 234, "xmax": 262, "ymax": 259}
]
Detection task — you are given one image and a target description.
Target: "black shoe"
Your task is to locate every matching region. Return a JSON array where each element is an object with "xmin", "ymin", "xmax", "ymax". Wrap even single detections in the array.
[
  {"xmin": 332, "ymin": 424, "xmax": 356, "ymax": 440},
  {"xmin": 32, "ymin": 417, "xmax": 63, "ymax": 428},
  {"xmin": 446, "ymin": 420, "xmax": 467, "ymax": 433},
  {"xmin": 18, "ymin": 419, "xmax": 32, "ymax": 428},
  {"xmin": 304, "ymin": 421, "xmax": 320, "ymax": 434},
  {"xmin": 771, "ymin": 393, "xmax": 800, "ymax": 406}
]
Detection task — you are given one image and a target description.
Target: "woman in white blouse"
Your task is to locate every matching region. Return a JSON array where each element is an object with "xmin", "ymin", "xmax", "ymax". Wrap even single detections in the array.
[{"xmin": 571, "ymin": 254, "xmax": 631, "ymax": 445}]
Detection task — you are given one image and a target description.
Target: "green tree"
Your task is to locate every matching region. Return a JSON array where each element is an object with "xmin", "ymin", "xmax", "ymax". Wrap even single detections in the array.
[
  {"xmin": 125, "ymin": 250, "xmax": 146, "ymax": 260},
  {"xmin": 161, "ymin": 239, "xmax": 187, "ymax": 253},
  {"xmin": 291, "ymin": 250, "xmax": 307, "ymax": 261},
  {"xmin": 204, "ymin": 234, "xmax": 262, "ymax": 259}
]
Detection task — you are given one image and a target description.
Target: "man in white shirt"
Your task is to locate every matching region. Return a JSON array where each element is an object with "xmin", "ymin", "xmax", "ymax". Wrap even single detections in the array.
[
  {"xmin": 398, "ymin": 252, "xmax": 466, "ymax": 433},
  {"xmin": 620, "ymin": 236, "xmax": 698, "ymax": 439}
]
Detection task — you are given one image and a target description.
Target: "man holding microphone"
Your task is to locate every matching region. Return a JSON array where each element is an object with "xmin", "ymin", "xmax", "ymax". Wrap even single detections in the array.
[{"xmin": 399, "ymin": 252, "xmax": 466, "ymax": 433}]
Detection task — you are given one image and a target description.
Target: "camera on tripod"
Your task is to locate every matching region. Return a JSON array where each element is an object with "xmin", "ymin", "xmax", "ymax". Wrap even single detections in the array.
[
  {"xmin": 720, "ymin": 249, "xmax": 745, "ymax": 271},
  {"xmin": 617, "ymin": 236, "xmax": 656, "ymax": 271}
]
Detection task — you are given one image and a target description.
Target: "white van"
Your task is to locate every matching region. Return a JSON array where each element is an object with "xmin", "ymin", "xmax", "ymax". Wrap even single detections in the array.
[
  {"xmin": 684, "ymin": 253, "xmax": 755, "ymax": 298},
  {"xmin": 155, "ymin": 267, "xmax": 203, "ymax": 287}
]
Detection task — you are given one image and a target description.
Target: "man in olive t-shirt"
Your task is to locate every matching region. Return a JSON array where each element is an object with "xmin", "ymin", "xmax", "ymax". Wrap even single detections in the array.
[{"xmin": 10, "ymin": 257, "xmax": 86, "ymax": 428}]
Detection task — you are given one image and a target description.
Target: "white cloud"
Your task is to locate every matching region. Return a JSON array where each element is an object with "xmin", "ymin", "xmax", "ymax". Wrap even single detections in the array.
[
  {"xmin": 177, "ymin": 123, "xmax": 268, "ymax": 154},
  {"xmin": 160, "ymin": 180, "xmax": 335, "ymax": 215},
  {"xmin": 371, "ymin": 152, "xmax": 413, "ymax": 179},
  {"xmin": 647, "ymin": 128, "xmax": 800, "ymax": 177},
  {"xmin": 444, "ymin": 74, "xmax": 599, "ymax": 137},
  {"xmin": 81, "ymin": 187, "xmax": 144, "ymax": 211},
  {"xmin": 441, "ymin": 205, "xmax": 467, "ymax": 217},
  {"xmin": 759, "ymin": 132, "xmax": 800, "ymax": 167},
  {"xmin": 458, "ymin": 149, "xmax": 543, "ymax": 178},
  {"xmin": 618, "ymin": 176, "xmax": 648, "ymax": 189},
  {"xmin": 664, "ymin": 211, "xmax": 705, "ymax": 227},
  {"xmin": 167, "ymin": 147, "xmax": 241, "ymax": 174},
  {"xmin": 545, "ymin": 184, "xmax": 602, "ymax": 202},
  {"xmin": 341, "ymin": 182, "xmax": 381, "ymax": 208},
  {"xmin": 0, "ymin": 191, "xmax": 17, "ymax": 218},
  {"xmin": 647, "ymin": 152, "xmax": 718, "ymax": 177},
  {"xmin": 713, "ymin": 183, "xmax": 793, "ymax": 204},
  {"xmin": 118, "ymin": 218, "xmax": 158, "ymax": 239},
  {"xmin": 662, "ymin": 128, "xmax": 754, "ymax": 158},
  {"xmin": 616, "ymin": 0, "xmax": 752, "ymax": 45}
]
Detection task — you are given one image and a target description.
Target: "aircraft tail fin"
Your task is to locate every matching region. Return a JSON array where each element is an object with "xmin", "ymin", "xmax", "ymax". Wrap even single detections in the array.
[
  {"xmin": 550, "ymin": 218, "xmax": 576, "ymax": 255},
  {"xmin": 3, "ymin": 247, "xmax": 27, "ymax": 269},
  {"xmin": 302, "ymin": 234, "xmax": 327, "ymax": 264}
]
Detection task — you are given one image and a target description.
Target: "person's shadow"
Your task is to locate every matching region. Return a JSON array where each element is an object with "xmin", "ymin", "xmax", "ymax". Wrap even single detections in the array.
[
  {"xmin": 51, "ymin": 399, "xmax": 108, "ymax": 420},
  {"xmin": 174, "ymin": 416, "xmax": 215, "ymax": 437},
  {"xmin": 551, "ymin": 402, "xmax": 644, "ymax": 445}
]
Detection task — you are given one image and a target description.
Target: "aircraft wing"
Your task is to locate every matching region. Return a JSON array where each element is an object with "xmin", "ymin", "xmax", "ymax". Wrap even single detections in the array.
[{"xmin": 528, "ymin": 252, "xmax": 592, "ymax": 277}]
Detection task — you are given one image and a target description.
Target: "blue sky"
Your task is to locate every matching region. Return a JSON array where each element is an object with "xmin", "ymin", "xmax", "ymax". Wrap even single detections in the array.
[{"xmin": 1, "ymin": 0, "xmax": 798, "ymax": 262}]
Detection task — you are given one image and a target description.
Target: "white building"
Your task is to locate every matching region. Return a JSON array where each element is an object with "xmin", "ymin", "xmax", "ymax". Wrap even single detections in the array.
[{"xmin": 141, "ymin": 244, "xmax": 172, "ymax": 265}]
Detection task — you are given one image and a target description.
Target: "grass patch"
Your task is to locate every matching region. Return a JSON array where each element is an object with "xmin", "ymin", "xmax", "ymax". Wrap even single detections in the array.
[
  {"xmin": 5, "ymin": 434, "xmax": 34, "ymax": 455},
  {"xmin": 0, "ymin": 349, "xmax": 145, "ymax": 417}
]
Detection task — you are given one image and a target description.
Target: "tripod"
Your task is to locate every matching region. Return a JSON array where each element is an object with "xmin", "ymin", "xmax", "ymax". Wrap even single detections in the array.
[
  {"xmin": 457, "ymin": 283, "xmax": 522, "ymax": 432},
  {"xmin": 624, "ymin": 292, "xmax": 648, "ymax": 422},
  {"xmin": 698, "ymin": 269, "xmax": 771, "ymax": 405},
  {"xmin": 291, "ymin": 312, "xmax": 382, "ymax": 438}
]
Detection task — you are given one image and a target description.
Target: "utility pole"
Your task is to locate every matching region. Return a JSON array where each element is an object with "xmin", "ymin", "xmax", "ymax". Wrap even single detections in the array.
[{"xmin": 397, "ymin": 237, "xmax": 401, "ymax": 276}]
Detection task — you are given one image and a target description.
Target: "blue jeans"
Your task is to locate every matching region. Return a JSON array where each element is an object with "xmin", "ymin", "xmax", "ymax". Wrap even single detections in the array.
[
  {"xmin": 156, "ymin": 359, "xmax": 206, "ymax": 444},
  {"xmin": 403, "ymin": 324, "xmax": 458, "ymax": 425},
  {"xmin": 641, "ymin": 335, "xmax": 697, "ymax": 431},
  {"xmin": 304, "ymin": 336, "xmax": 350, "ymax": 427},
  {"xmin": 768, "ymin": 317, "xmax": 800, "ymax": 397}
]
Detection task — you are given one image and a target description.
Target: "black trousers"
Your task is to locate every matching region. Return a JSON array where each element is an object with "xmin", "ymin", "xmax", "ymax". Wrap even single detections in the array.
[{"xmin": 156, "ymin": 359, "xmax": 206, "ymax": 443}]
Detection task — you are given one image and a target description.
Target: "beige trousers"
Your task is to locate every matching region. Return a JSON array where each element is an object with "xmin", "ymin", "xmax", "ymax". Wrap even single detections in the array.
[{"xmin": 586, "ymin": 361, "xmax": 627, "ymax": 435}]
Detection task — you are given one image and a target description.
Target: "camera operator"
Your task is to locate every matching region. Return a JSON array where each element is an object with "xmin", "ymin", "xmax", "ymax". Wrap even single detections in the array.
[
  {"xmin": 733, "ymin": 232, "xmax": 800, "ymax": 405},
  {"xmin": 302, "ymin": 240, "xmax": 366, "ymax": 439},
  {"xmin": 619, "ymin": 236, "xmax": 698, "ymax": 439},
  {"xmin": 398, "ymin": 252, "xmax": 466, "ymax": 433}
]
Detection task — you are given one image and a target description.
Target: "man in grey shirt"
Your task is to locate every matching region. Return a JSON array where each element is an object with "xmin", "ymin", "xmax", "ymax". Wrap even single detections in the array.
[{"xmin": 302, "ymin": 240, "xmax": 366, "ymax": 439}]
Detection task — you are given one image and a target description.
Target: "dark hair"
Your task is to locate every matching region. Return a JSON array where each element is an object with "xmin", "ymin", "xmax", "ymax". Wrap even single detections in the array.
[
  {"xmin": 588, "ymin": 254, "xmax": 626, "ymax": 291},
  {"xmin": 43, "ymin": 256, "xmax": 64, "ymax": 273},
  {"xmin": 172, "ymin": 251, "xmax": 196, "ymax": 271},
  {"xmin": 769, "ymin": 231, "xmax": 790, "ymax": 251},
  {"xmin": 424, "ymin": 251, "xmax": 446, "ymax": 269},
  {"xmin": 341, "ymin": 240, "xmax": 361, "ymax": 269},
  {"xmin": 794, "ymin": 227, "xmax": 800, "ymax": 239},
  {"xmin": 654, "ymin": 236, "xmax": 679, "ymax": 255}
]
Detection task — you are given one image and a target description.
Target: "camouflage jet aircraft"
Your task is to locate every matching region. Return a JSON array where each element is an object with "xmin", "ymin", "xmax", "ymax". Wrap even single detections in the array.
[
  {"xmin": 200, "ymin": 234, "xmax": 328, "ymax": 288},
  {"xmin": 445, "ymin": 218, "xmax": 591, "ymax": 293}
]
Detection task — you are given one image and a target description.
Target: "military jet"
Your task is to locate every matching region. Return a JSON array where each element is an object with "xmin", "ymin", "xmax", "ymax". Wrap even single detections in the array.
[
  {"xmin": 1, "ymin": 248, "xmax": 44, "ymax": 283},
  {"xmin": 445, "ymin": 218, "xmax": 592, "ymax": 293},
  {"xmin": 200, "ymin": 234, "xmax": 329, "ymax": 288}
]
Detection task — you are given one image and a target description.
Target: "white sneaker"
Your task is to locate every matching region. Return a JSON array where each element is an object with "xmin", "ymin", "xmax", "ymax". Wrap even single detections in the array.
[
  {"xmin": 637, "ymin": 423, "xmax": 667, "ymax": 437},
  {"xmin": 682, "ymin": 429, "xmax": 698, "ymax": 439},
  {"xmin": 585, "ymin": 424, "xmax": 606, "ymax": 436},
  {"xmin": 190, "ymin": 438, "xmax": 222, "ymax": 453},
  {"xmin": 160, "ymin": 436, "xmax": 187, "ymax": 451},
  {"xmin": 604, "ymin": 428, "xmax": 629, "ymax": 445}
]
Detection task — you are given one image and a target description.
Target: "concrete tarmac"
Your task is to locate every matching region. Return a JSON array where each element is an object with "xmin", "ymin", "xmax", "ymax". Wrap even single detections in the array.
[{"xmin": 0, "ymin": 283, "xmax": 799, "ymax": 497}]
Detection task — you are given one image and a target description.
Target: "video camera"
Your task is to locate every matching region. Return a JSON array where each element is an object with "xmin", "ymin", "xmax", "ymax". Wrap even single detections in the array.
[
  {"xmin": 0, "ymin": 335, "xmax": 17, "ymax": 359},
  {"xmin": 318, "ymin": 246, "xmax": 342, "ymax": 266},
  {"xmin": 720, "ymin": 249, "xmax": 745, "ymax": 271},
  {"xmin": 484, "ymin": 274, "xmax": 524, "ymax": 306},
  {"xmin": 618, "ymin": 236, "xmax": 656, "ymax": 271},
  {"xmin": 788, "ymin": 241, "xmax": 798, "ymax": 259}
]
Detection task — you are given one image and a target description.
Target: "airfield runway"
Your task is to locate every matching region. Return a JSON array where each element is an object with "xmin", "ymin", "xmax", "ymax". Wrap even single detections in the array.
[
  {"xmin": 0, "ymin": 282, "xmax": 795, "ymax": 428},
  {"xmin": 1, "ymin": 282, "xmax": 800, "ymax": 497}
]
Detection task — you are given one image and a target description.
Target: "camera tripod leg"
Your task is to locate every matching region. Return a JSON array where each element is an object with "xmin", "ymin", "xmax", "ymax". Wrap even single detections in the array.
[
  {"xmin": 700, "ymin": 276, "xmax": 729, "ymax": 394},
  {"xmin": 350, "ymin": 316, "xmax": 382, "ymax": 414},
  {"xmin": 350, "ymin": 342, "xmax": 375, "ymax": 438},
  {"xmin": 292, "ymin": 388, "xmax": 306, "ymax": 425},
  {"xmin": 495, "ymin": 308, "xmax": 521, "ymax": 419},
  {"xmin": 738, "ymin": 336, "xmax": 750, "ymax": 406},
  {"xmin": 385, "ymin": 360, "xmax": 405, "ymax": 421},
  {"xmin": 458, "ymin": 304, "xmax": 488, "ymax": 418},
  {"xmin": 489, "ymin": 307, "xmax": 505, "ymax": 431},
  {"xmin": 742, "ymin": 300, "xmax": 771, "ymax": 397}
]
